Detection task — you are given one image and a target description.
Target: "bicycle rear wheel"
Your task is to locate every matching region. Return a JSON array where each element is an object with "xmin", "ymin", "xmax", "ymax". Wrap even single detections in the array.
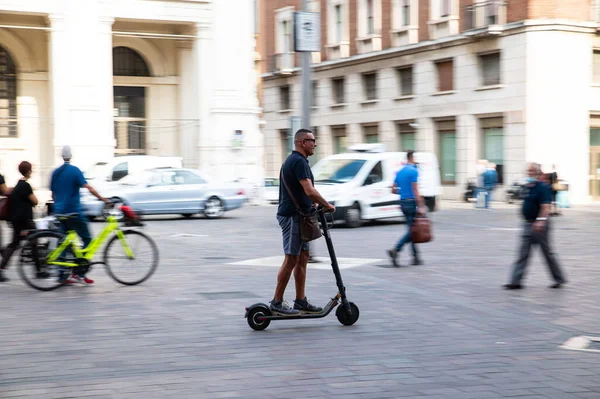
[
  {"xmin": 18, "ymin": 231, "xmax": 68, "ymax": 291},
  {"xmin": 103, "ymin": 230, "xmax": 159, "ymax": 285}
]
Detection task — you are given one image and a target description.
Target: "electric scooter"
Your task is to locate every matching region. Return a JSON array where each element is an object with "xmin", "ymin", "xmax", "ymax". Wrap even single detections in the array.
[{"xmin": 245, "ymin": 207, "xmax": 360, "ymax": 331}]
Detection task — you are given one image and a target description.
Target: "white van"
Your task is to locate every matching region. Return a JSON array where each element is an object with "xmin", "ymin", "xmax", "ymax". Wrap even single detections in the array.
[
  {"xmin": 84, "ymin": 155, "xmax": 183, "ymax": 184},
  {"xmin": 311, "ymin": 144, "xmax": 442, "ymax": 227}
]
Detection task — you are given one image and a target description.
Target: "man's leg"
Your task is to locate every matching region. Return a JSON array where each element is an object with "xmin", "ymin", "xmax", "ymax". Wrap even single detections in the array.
[
  {"xmin": 485, "ymin": 189, "xmax": 491, "ymax": 209},
  {"xmin": 273, "ymin": 254, "xmax": 299, "ymax": 301},
  {"xmin": 509, "ymin": 223, "xmax": 533, "ymax": 285},
  {"xmin": 70, "ymin": 217, "xmax": 93, "ymax": 282},
  {"xmin": 293, "ymin": 249, "xmax": 310, "ymax": 300},
  {"xmin": 538, "ymin": 223, "xmax": 566, "ymax": 285}
]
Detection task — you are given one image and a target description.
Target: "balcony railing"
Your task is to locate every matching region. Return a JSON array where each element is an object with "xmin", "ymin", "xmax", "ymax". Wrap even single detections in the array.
[
  {"xmin": 464, "ymin": 1, "xmax": 507, "ymax": 31},
  {"xmin": 269, "ymin": 52, "xmax": 294, "ymax": 74}
]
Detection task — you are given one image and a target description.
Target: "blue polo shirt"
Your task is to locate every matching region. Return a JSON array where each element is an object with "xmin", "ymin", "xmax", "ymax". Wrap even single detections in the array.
[
  {"xmin": 394, "ymin": 163, "xmax": 419, "ymax": 200},
  {"xmin": 50, "ymin": 162, "xmax": 87, "ymax": 215}
]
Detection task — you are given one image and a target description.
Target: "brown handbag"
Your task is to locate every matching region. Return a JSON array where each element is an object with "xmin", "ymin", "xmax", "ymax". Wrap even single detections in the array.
[
  {"xmin": 280, "ymin": 170, "xmax": 322, "ymax": 243},
  {"xmin": 411, "ymin": 215, "xmax": 433, "ymax": 244}
]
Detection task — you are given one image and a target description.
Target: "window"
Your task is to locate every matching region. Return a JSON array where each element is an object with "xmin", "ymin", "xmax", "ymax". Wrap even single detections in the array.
[
  {"xmin": 484, "ymin": 1, "xmax": 499, "ymax": 25},
  {"xmin": 482, "ymin": 118, "xmax": 504, "ymax": 185},
  {"xmin": 363, "ymin": 125, "xmax": 378, "ymax": 143},
  {"xmin": 280, "ymin": 129, "xmax": 291, "ymax": 162},
  {"xmin": 332, "ymin": 126, "xmax": 347, "ymax": 153},
  {"xmin": 480, "ymin": 52, "xmax": 501, "ymax": 86},
  {"xmin": 111, "ymin": 162, "xmax": 129, "ymax": 181},
  {"xmin": 397, "ymin": 67, "xmax": 413, "ymax": 96},
  {"xmin": 335, "ymin": 4, "xmax": 343, "ymax": 42},
  {"xmin": 440, "ymin": 0, "xmax": 451, "ymax": 17},
  {"xmin": 436, "ymin": 59, "xmax": 454, "ymax": 92},
  {"xmin": 364, "ymin": 161, "xmax": 383, "ymax": 185},
  {"xmin": 282, "ymin": 20, "xmax": 292, "ymax": 53},
  {"xmin": 363, "ymin": 72, "xmax": 377, "ymax": 100},
  {"xmin": 312, "ymin": 81, "xmax": 318, "ymax": 107},
  {"xmin": 593, "ymin": 50, "xmax": 600, "ymax": 84},
  {"xmin": 175, "ymin": 170, "xmax": 206, "ymax": 185},
  {"xmin": 438, "ymin": 121, "xmax": 456, "ymax": 184},
  {"xmin": 592, "ymin": 128, "xmax": 600, "ymax": 146},
  {"xmin": 332, "ymin": 77, "xmax": 345, "ymax": 104},
  {"xmin": 280, "ymin": 85, "xmax": 291, "ymax": 110},
  {"xmin": 397, "ymin": 123, "xmax": 416, "ymax": 150},
  {"xmin": 113, "ymin": 47, "xmax": 150, "ymax": 77},
  {"xmin": 401, "ymin": 0, "xmax": 410, "ymax": 26},
  {"xmin": 114, "ymin": 86, "xmax": 147, "ymax": 155},
  {"xmin": 367, "ymin": 0, "xmax": 375, "ymax": 34},
  {"xmin": 0, "ymin": 46, "xmax": 17, "ymax": 137}
]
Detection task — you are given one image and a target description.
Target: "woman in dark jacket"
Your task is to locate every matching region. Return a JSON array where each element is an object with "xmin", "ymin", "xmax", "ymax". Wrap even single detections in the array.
[{"xmin": 0, "ymin": 162, "xmax": 39, "ymax": 282}]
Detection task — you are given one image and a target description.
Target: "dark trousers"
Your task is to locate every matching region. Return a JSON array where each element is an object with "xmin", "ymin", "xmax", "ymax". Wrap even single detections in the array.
[
  {"xmin": 0, "ymin": 219, "xmax": 35, "ymax": 270},
  {"xmin": 395, "ymin": 199, "xmax": 419, "ymax": 259},
  {"xmin": 510, "ymin": 221, "xmax": 566, "ymax": 284}
]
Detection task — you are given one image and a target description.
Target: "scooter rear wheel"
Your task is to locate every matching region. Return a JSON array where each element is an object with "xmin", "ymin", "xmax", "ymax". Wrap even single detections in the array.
[
  {"xmin": 336, "ymin": 302, "xmax": 360, "ymax": 326},
  {"xmin": 247, "ymin": 306, "xmax": 271, "ymax": 331}
]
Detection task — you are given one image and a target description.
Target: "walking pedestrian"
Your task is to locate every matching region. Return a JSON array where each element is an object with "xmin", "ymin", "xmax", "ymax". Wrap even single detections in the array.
[
  {"xmin": 548, "ymin": 165, "xmax": 561, "ymax": 216},
  {"xmin": 0, "ymin": 162, "xmax": 43, "ymax": 282},
  {"xmin": 387, "ymin": 150, "xmax": 425, "ymax": 267},
  {"xmin": 482, "ymin": 163, "xmax": 498, "ymax": 209},
  {"xmin": 503, "ymin": 163, "xmax": 567, "ymax": 290},
  {"xmin": 270, "ymin": 129, "xmax": 335, "ymax": 315}
]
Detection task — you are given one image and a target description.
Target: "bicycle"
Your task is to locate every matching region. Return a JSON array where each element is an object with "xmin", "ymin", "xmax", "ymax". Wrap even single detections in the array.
[{"xmin": 18, "ymin": 203, "xmax": 159, "ymax": 291}]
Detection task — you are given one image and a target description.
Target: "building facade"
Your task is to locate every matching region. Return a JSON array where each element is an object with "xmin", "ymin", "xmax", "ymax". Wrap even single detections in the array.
[
  {"xmin": 257, "ymin": 0, "xmax": 600, "ymax": 203},
  {"xmin": 0, "ymin": 0, "xmax": 263, "ymax": 190}
]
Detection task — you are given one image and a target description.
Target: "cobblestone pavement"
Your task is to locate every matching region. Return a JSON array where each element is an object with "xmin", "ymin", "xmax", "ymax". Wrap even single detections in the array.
[{"xmin": 1, "ymin": 201, "xmax": 600, "ymax": 398}]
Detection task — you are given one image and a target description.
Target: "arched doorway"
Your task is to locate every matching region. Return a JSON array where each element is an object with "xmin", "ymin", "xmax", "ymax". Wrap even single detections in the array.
[
  {"xmin": 113, "ymin": 46, "xmax": 150, "ymax": 155},
  {"xmin": 0, "ymin": 45, "xmax": 17, "ymax": 137}
]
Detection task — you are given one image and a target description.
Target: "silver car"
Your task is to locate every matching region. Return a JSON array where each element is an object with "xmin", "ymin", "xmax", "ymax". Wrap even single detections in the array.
[{"xmin": 82, "ymin": 168, "xmax": 247, "ymax": 220}]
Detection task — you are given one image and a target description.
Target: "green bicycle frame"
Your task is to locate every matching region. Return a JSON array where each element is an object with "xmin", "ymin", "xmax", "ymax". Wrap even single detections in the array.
[{"xmin": 46, "ymin": 215, "xmax": 135, "ymax": 268}]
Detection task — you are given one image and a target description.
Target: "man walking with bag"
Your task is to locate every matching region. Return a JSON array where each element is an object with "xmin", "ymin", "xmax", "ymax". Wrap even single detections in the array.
[
  {"xmin": 387, "ymin": 151, "xmax": 425, "ymax": 267},
  {"xmin": 271, "ymin": 129, "xmax": 335, "ymax": 315},
  {"xmin": 504, "ymin": 163, "xmax": 567, "ymax": 290}
]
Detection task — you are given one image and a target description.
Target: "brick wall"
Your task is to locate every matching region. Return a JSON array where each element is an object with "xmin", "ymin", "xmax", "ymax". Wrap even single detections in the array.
[
  {"xmin": 350, "ymin": 0, "xmax": 358, "ymax": 56},
  {"xmin": 418, "ymin": 0, "xmax": 430, "ymax": 42},
  {"xmin": 459, "ymin": 0, "xmax": 473, "ymax": 31},
  {"xmin": 507, "ymin": 0, "xmax": 528, "ymax": 23},
  {"xmin": 382, "ymin": 0, "xmax": 392, "ymax": 50},
  {"xmin": 529, "ymin": 0, "xmax": 591, "ymax": 20}
]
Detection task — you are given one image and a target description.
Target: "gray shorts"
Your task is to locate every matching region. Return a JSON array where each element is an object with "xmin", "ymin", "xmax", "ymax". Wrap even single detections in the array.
[{"xmin": 277, "ymin": 214, "xmax": 309, "ymax": 256}]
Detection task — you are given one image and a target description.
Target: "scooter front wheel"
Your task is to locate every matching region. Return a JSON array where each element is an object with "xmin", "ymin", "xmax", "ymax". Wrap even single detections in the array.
[
  {"xmin": 247, "ymin": 305, "xmax": 271, "ymax": 331},
  {"xmin": 336, "ymin": 302, "xmax": 360, "ymax": 326}
]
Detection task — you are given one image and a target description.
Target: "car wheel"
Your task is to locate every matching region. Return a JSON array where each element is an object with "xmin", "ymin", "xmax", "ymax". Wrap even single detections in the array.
[
  {"xmin": 344, "ymin": 203, "xmax": 361, "ymax": 228},
  {"xmin": 203, "ymin": 197, "xmax": 224, "ymax": 219},
  {"xmin": 103, "ymin": 197, "xmax": 125, "ymax": 222},
  {"xmin": 181, "ymin": 214, "xmax": 194, "ymax": 218}
]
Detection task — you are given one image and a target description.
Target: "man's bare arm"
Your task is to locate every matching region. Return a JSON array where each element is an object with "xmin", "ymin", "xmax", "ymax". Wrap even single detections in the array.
[
  {"xmin": 411, "ymin": 182, "xmax": 426, "ymax": 210},
  {"xmin": 83, "ymin": 184, "xmax": 109, "ymax": 203},
  {"xmin": 299, "ymin": 179, "xmax": 334, "ymax": 210}
]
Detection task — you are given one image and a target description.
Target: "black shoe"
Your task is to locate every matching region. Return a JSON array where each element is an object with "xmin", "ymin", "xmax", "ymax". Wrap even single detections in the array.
[
  {"xmin": 294, "ymin": 297, "xmax": 323, "ymax": 313},
  {"xmin": 549, "ymin": 282, "xmax": 564, "ymax": 289},
  {"xmin": 387, "ymin": 249, "xmax": 399, "ymax": 267},
  {"xmin": 0, "ymin": 270, "xmax": 9, "ymax": 283},
  {"xmin": 503, "ymin": 283, "xmax": 523, "ymax": 290},
  {"xmin": 307, "ymin": 256, "xmax": 320, "ymax": 264},
  {"xmin": 270, "ymin": 299, "xmax": 300, "ymax": 315},
  {"xmin": 412, "ymin": 258, "xmax": 423, "ymax": 266}
]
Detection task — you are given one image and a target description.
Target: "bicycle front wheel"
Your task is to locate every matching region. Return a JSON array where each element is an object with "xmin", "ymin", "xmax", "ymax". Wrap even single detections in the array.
[
  {"xmin": 103, "ymin": 230, "xmax": 159, "ymax": 285},
  {"xmin": 18, "ymin": 230, "xmax": 67, "ymax": 291}
]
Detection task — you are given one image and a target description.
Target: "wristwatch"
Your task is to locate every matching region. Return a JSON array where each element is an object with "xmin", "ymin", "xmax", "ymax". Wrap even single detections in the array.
[{"xmin": 536, "ymin": 217, "xmax": 547, "ymax": 221}]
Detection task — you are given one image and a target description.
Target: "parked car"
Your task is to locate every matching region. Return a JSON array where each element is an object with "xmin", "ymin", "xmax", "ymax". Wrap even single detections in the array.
[
  {"xmin": 84, "ymin": 155, "xmax": 183, "ymax": 184},
  {"xmin": 264, "ymin": 177, "xmax": 280, "ymax": 204},
  {"xmin": 82, "ymin": 168, "xmax": 247, "ymax": 220}
]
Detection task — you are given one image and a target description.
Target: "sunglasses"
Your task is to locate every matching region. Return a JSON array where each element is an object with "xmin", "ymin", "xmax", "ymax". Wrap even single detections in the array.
[{"xmin": 303, "ymin": 138, "xmax": 316, "ymax": 143}]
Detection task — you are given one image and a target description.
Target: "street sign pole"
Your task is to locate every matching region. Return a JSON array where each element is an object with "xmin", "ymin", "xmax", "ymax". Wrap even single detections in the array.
[{"xmin": 301, "ymin": 0, "xmax": 311, "ymax": 133}]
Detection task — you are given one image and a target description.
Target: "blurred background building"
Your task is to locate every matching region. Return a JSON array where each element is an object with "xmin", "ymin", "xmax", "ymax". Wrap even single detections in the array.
[
  {"xmin": 0, "ymin": 0, "xmax": 263, "ymax": 190},
  {"xmin": 256, "ymin": 0, "xmax": 600, "ymax": 203}
]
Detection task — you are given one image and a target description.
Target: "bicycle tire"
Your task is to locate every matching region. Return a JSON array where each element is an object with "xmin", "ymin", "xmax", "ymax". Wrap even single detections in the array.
[
  {"xmin": 18, "ymin": 230, "xmax": 68, "ymax": 291},
  {"xmin": 103, "ymin": 230, "xmax": 159, "ymax": 286}
]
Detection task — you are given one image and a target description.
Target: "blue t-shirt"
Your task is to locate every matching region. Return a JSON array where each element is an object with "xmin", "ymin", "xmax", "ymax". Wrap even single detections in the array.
[
  {"xmin": 394, "ymin": 164, "xmax": 419, "ymax": 200},
  {"xmin": 521, "ymin": 181, "xmax": 551, "ymax": 222},
  {"xmin": 483, "ymin": 169, "xmax": 498, "ymax": 189},
  {"xmin": 277, "ymin": 151, "xmax": 314, "ymax": 217},
  {"xmin": 50, "ymin": 163, "xmax": 87, "ymax": 215}
]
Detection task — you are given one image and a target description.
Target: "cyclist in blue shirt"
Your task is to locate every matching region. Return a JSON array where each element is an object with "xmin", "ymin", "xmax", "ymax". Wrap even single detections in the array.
[
  {"xmin": 50, "ymin": 146, "xmax": 108, "ymax": 285},
  {"xmin": 387, "ymin": 151, "xmax": 425, "ymax": 267}
]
